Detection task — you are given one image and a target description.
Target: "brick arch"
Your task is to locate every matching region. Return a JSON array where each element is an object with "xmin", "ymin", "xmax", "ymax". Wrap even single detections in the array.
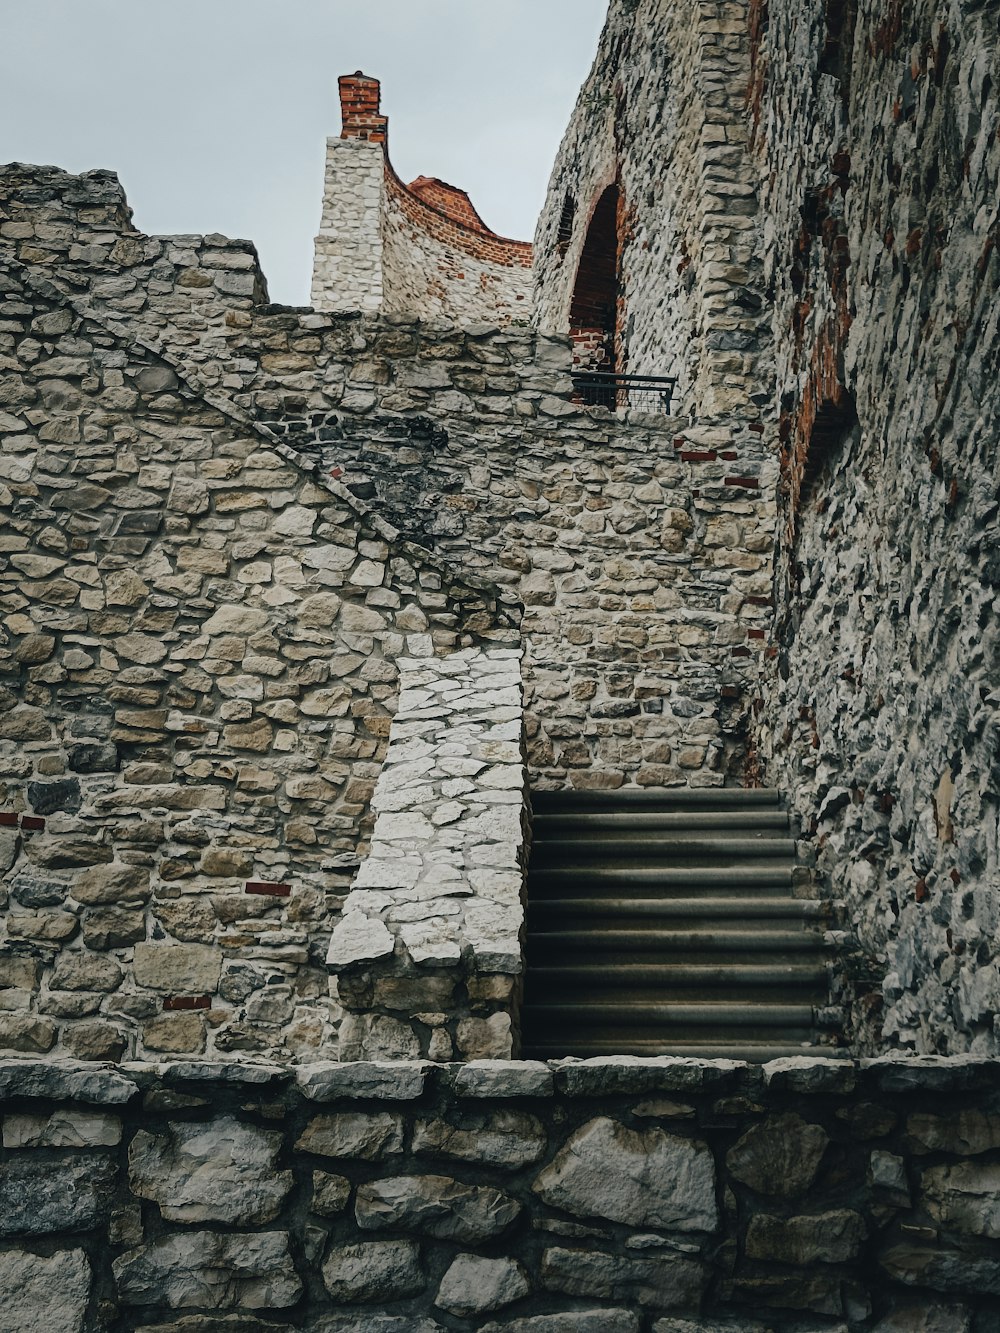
[{"xmin": 568, "ymin": 183, "xmax": 625, "ymax": 373}]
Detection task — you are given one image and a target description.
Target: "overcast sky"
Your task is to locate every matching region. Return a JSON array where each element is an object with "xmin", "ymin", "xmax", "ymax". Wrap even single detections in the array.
[{"xmin": 2, "ymin": 1, "xmax": 608, "ymax": 304}]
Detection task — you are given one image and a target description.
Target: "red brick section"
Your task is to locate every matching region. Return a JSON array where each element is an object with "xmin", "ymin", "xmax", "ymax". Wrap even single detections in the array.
[
  {"xmin": 0, "ymin": 813, "xmax": 18, "ymax": 827},
  {"xmin": 408, "ymin": 177, "xmax": 488, "ymax": 232},
  {"xmin": 245, "ymin": 881, "xmax": 292, "ymax": 898},
  {"xmin": 20, "ymin": 816, "xmax": 45, "ymax": 832},
  {"xmin": 386, "ymin": 168, "xmax": 532, "ymax": 269},
  {"xmin": 339, "ymin": 72, "xmax": 388, "ymax": 146},
  {"xmin": 163, "ymin": 996, "xmax": 212, "ymax": 1011},
  {"xmin": 335, "ymin": 70, "xmax": 531, "ymax": 270}
]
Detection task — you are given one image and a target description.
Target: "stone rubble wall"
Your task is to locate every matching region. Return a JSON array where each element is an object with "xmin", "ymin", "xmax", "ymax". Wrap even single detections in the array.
[
  {"xmin": 329, "ymin": 648, "xmax": 529, "ymax": 1063},
  {"xmin": 0, "ymin": 256, "xmax": 518, "ymax": 1067},
  {"xmin": 2, "ymin": 165, "xmax": 779, "ymax": 795},
  {"xmin": 533, "ymin": 0, "xmax": 770, "ymax": 417},
  {"xmin": 231, "ymin": 309, "xmax": 778, "ymax": 790},
  {"xmin": 749, "ymin": 1, "xmax": 1000, "ymax": 1053},
  {"xmin": 380, "ymin": 170, "xmax": 534, "ymax": 326},
  {"xmin": 0, "ymin": 163, "xmax": 269, "ymax": 394},
  {"xmin": 3, "ymin": 1054, "xmax": 1000, "ymax": 1330}
]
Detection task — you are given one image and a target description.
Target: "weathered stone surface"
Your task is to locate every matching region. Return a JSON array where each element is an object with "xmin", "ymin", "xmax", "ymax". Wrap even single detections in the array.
[
  {"xmin": 0, "ymin": 1015, "xmax": 57, "ymax": 1053},
  {"xmin": 296, "ymin": 1061, "xmax": 429, "ymax": 1102},
  {"xmin": 870, "ymin": 1307, "xmax": 973, "ymax": 1333},
  {"xmin": 727, "ymin": 1113, "xmax": 829, "ymax": 1198},
  {"xmin": 451, "ymin": 1060, "xmax": 553, "ymax": 1098},
  {"xmin": 357, "ymin": 1174, "xmax": 521, "ymax": 1242},
  {"xmin": 0, "ymin": 1059, "xmax": 136, "ymax": 1104},
  {"xmin": 0, "ymin": 1248, "xmax": 91, "ymax": 1333},
  {"xmin": 906, "ymin": 1111, "xmax": 1000, "ymax": 1157},
  {"xmin": 880, "ymin": 1243, "xmax": 1000, "ymax": 1296},
  {"xmin": 321, "ymin": 1240, "xmax": 423, "ymax": 1302},
  {"xmin": 326, "ymin": 911, "xmax": 395, "ymax": 969},
  {"xmin": 922, "ymin": 1162, "xmax": 1000, "ymax": 1240},
  {"xmin": 533, "ymin": 1117, "xmax": 718, "ymax": 1231},
  {"xmin": 296, "ymin": 1112, "xmax": 404, "ymax": 1161},
  {"xmin": 312, "ymin": 1171, "xmax": 352, "ymax": 1217},
  {"xmin": 310, "ymin": 1318, "xmax": 442, "ymax": 1333},
  {"xmin": 745, "ymin": 1210, "xmax": 866, "ymax": 1265},
  {"xmin": 128, "ymin": 1116, "xmax": 291, "ymax": 1224},
  {"xmin": 541, "ymin": 1246, "xmax": 704, "ymax": 1311},
  {"xmin": 113, "ymin": 1231, "xmax": 302, "ymax": 1308},
  {"xmin": 133, "ymin": 943, "xmax": 221, "ymax": 993},
  {"xmin": 436, "ymin": 1254, "xmax": 530, "ymax": 1317},
  {"xmin": 413, "ymin": 1110, "xmax": 546, "ymax": 1168},
  {"xmin": 480, "ymin": 1313, "xmax": 640, "ymax": 1333},
  {"xmin": 138, "ymin": 1320, "xmax": 294, "ymax": 1333},
  {"xmin": 3, "ymin": 1109, "xmax": 122, "ymax": 1148},
  {"xmin": 553, "ymin": 1057, "xmax": 737, "ymax": 1098},
  {"xmin": 0, "ymin": 1155, "xmax": 115, "ymax": 1234}
]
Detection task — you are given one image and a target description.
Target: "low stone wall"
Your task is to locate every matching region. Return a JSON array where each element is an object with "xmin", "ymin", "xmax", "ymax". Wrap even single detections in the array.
[
  {"xmin": 328, "ymin": 648, "xmax": 529, "ymax": 1063},
  {"xmin": 3, "ymin": 1055, "xmax": 1000, "ymax": 1331}
]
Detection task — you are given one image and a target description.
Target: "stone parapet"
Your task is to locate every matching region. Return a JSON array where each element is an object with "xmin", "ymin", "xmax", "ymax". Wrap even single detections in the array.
[
  {"xmin": 1, "ymin": 1054, "xmax": 1000, "ymax": 1328},
  {"xmin": 328, "ymin": 648, "xmax": 529, "ymax": 1062}
]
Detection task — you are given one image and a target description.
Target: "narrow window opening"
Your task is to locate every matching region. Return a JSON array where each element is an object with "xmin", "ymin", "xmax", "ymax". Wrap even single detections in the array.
[
  {"xmin": 556, "ymin": 193, "xmax": 576, "ymax": 261},
  {"xmin": 569, "ymin": 184, "xmax": 623, "ymax": 380}
]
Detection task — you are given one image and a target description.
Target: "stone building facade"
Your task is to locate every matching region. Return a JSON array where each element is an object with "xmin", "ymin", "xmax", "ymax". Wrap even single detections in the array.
[{"xmin": 2, "ymin": 0, "xmax": 1000, "ymax": 1327}]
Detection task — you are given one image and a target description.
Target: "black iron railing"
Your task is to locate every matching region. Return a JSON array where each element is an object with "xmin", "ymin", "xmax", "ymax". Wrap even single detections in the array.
[{"xmin": 572, "ymin": 371, "xmax": 677, "ymax": 415}]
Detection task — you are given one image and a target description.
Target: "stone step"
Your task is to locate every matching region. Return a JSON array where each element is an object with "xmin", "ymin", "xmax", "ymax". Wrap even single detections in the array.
[
  {"xmin": 529, "ymin": 835, "xmax": 799, "ymax": 862},
  {"xmin": 527, "ymin": 898, "xmax": 831, "ymax": 925},
  {"xmin": 531, "ymin": 809, "xmax": 793, "ymax": 834},
  {"xmin": 521, "ymin": 785, "xmax": 840, "ymax": 1060},
  {"xmin": 527, "ymin": 928, "xmax": 829, "ymax": 961},
  {"xmin": 528, "ymin": 865, "xmax": 798, "ymax": 896},
  {"xmin": 528, "ymin": 1002, "xmax": 816, "ymax": 1029},
  {"xmin": 532, "ymin": 787, "xmax": 782, "ymax": 811},
  {"xmin": 523, "ymin": 1040, "xmax": 849, "ymax": 1061},
  {"xmin": 526, "ymin": 962, "xmax": 829, "ymax": 1005}
]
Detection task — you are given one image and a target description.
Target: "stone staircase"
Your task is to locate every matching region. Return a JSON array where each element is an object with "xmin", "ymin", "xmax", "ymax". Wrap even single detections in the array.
[{"xmin": 521, "ymin": 787, "xmax": 844, "ymax": 1061}]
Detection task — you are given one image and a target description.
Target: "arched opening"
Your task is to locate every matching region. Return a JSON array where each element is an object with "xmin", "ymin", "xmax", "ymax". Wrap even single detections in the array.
[{"xmin": 569, "ymin": 184, "xmax": 623, "ymax": 378}]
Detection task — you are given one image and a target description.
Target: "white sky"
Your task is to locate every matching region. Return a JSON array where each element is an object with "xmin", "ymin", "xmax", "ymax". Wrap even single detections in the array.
[{"xmin": 1, "ymin": 1, "xmax": 608, "ymax": 304}]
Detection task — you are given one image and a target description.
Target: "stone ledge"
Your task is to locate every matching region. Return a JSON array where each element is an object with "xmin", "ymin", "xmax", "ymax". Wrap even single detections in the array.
[{"xmin": 1, "ymin": 1054, "xmax": 997, "ymax": 1103}]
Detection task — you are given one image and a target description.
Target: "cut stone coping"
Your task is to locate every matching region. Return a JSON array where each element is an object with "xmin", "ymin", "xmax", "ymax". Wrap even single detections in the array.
[{"xmin": 1, "ymin": 1056, "xmax": 999, "ymax": 1105}]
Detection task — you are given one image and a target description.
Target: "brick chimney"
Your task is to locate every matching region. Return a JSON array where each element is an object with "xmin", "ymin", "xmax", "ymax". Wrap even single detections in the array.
[{"xmin": 338, "ymin": 72, "xmax": 388, "ymax": 147}]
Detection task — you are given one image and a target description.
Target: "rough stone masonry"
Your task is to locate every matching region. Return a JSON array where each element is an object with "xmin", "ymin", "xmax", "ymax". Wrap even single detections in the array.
[{"xmin": 1, "ymin": 1053, "xmax": 1000, "ymax": 1331}]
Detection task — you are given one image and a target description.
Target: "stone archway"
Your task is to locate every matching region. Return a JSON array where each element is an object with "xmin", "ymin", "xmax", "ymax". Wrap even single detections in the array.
[{"xmin": 568, "ymin": 183, "xmax": 623, "ymax": 374}]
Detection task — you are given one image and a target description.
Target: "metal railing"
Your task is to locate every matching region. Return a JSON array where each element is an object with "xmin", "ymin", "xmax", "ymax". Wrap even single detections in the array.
[{"xmin": 571, "ymin": 371, "xmax": 678, "ymax": 415}]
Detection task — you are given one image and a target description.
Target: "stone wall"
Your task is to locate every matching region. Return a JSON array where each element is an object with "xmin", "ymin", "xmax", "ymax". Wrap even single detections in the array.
[
  {"xmin": 311, "ymin": 74, "xmax": 533, "ymax": 325},
  {"xmin": 379, "ymin": 168, "xmax": 534, "ymax": 325},
  {"xmin": 0, "ymin": 163, "xmax": 269, "ymax": 394},
  {"xmin": 0, "ymin": 251, "xmax": 517, "ymax": 1066},
  {"xmin": 749, "ymin": 1, "xmax": 1000, "ymax": 1054},
  {"xmin": 4, "ymin": 1054, "xmax": 1000, "ymax": 1330},
  {"xmin": 0, "ymin": 161, "xmax": 780, "ymax": 1071},
  {"xmin": 232, "ymin": 309, "xmax": 777, "ymax": 790},
  {"xmin": 533, "ymin": 0, "xmax": 770, "ymax": 417},
  {"xmin": 329, "ymin": 648, "xmax": 528, "ymax": 1064}
]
